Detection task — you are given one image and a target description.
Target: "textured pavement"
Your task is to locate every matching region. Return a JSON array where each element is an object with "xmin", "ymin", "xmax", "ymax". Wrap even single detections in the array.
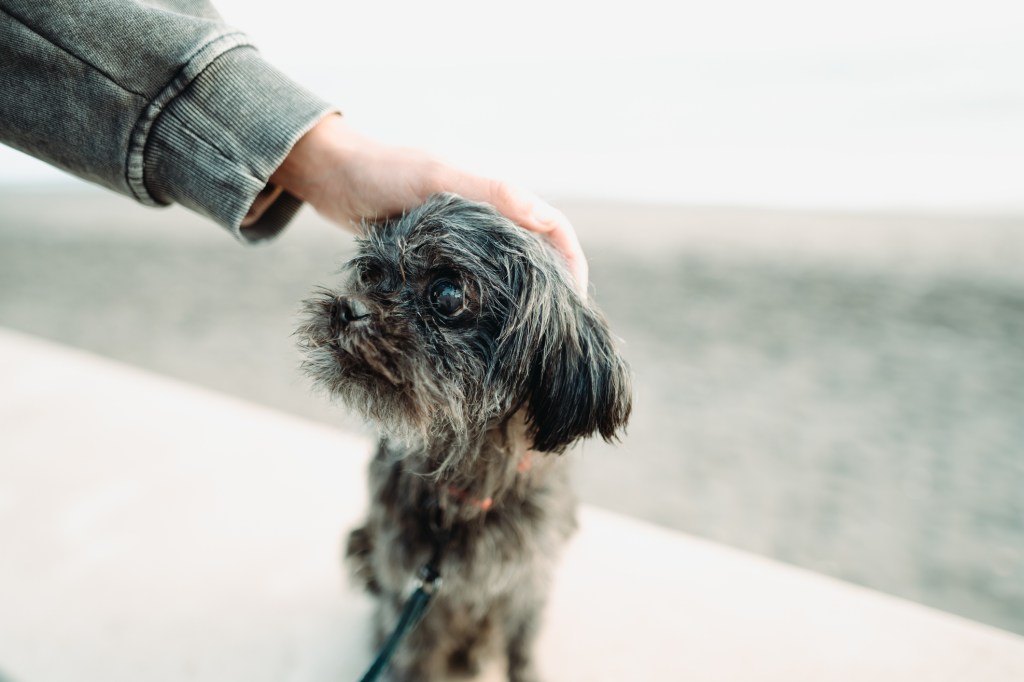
[{"xmin": 3, "ymin": 328, "xmax": 1023, "ymax": 682}]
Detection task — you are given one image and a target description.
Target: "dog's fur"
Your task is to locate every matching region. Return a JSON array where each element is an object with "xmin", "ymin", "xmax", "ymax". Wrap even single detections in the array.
[{"xmin": 297, "ymin": 193, "xmax": 631, "ymax": 681}]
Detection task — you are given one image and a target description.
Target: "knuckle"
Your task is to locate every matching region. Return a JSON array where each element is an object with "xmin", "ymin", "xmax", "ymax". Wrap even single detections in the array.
[
  {"xmin": 487, "ymin": 180, "xmax": 518, "ymax": 209},
  {"xmin": 418, "ymin": 158, "xmax": 449, "ymax": 195}
]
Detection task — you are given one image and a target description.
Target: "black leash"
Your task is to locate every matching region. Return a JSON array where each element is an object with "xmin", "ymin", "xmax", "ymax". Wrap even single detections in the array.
[
  {"xmin": 356, "ymin": 562, "xmax": 442, "ymax": 682},
  {"xmin": 357, "ymin": 502, "xmax": 449, "ymax": 682}
]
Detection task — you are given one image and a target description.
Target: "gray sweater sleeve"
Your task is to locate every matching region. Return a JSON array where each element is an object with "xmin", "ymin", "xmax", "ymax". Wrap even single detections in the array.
[{"xmin": 0, "ymin": 0, "xmax": 335, "ymax": 242}]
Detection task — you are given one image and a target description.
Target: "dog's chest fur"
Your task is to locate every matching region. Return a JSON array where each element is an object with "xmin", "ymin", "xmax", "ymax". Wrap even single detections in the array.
[
  {"xmin": 351, "ymin": 435, "xmax": 578, "ymax": 604},
  {"xmin": 344, "ymin": 432, "xmax": 579, "ymax": 681}
]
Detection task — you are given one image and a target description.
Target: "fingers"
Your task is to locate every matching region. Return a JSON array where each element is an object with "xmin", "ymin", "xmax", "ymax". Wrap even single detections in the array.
[
  {"xmin": 500, "ymin": 187, "xmax": 590, "ymax": 298},
  {"xmin": 445, "ymin": 175, "xmax": 589, "ymax": 296},
  {"xmin": 521, "ymin": 198, "xmax": 589, "ymax": 296},
  {"xmin": 540, "ymin": 213, "xmax": 589, "ymax": 297}
]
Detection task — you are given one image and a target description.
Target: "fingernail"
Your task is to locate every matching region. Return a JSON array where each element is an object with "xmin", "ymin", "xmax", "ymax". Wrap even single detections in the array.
[{"xmin": 530, "ymin": 202, "xmax": 560, "ymax": 226}]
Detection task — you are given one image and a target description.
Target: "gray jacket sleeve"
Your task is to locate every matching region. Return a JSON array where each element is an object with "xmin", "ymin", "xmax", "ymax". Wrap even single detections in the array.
[{"xmin": 0, "ymin": 0, "xmax": 335, "ymax": 241}]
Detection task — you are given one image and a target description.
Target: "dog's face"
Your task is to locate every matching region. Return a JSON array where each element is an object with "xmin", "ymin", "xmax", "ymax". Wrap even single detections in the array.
[{"xmin": 298, "ymin": 193, "xmax": 630, "ymax": 455}]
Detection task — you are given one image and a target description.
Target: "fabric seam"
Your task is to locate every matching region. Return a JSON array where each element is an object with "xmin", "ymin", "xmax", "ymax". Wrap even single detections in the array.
[
  {"xmin": 125, "ymin": 32, "xmax": 254, "ymax": 206},
  {"xmin": 159, "ymin": 107, "xmax": 237, "ymax": 174}
]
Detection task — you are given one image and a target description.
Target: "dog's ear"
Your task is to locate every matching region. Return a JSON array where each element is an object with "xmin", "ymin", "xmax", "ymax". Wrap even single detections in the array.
[{"xmin": 526, "ymin": 301, "xmax": 632, "ymax": 453}]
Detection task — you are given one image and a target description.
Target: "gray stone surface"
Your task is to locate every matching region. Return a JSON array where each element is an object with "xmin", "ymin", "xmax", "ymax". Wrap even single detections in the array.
[
  {"xmin": 3, "ymin": 328, "xmax": 1024, "ymax": 681},
  {"xmin": 1, "ymin": 187, "xmax": 1022, "ymax": 634}
]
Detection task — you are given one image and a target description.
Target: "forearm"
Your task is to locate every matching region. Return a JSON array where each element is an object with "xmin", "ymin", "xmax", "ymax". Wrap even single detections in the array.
[{"xmin": 0, "ymin": 0, "xmax": 333, "ymax": 241}]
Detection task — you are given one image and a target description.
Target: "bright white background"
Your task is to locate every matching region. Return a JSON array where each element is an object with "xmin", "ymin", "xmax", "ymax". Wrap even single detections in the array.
[{"xmin": 2, "ymin": 0, "xmax": 1022, "ymax": 212}]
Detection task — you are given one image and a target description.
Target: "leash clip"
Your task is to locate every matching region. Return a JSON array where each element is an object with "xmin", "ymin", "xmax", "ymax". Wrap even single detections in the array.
[{"xmin": 416, "ymin": 563, "xmax": 442, "ymax": 594}]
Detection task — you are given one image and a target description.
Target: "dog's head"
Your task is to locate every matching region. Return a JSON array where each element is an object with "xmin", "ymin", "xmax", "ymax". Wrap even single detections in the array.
[{"xmin": 298, "ymin": 193, "xmax": 631, "ymax": 455}]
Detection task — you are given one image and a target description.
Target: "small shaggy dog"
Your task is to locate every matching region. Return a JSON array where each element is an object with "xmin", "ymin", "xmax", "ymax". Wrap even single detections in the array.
[{"xmin": 298, "ymin": 194, "xmax": 631, "ymax": 681}]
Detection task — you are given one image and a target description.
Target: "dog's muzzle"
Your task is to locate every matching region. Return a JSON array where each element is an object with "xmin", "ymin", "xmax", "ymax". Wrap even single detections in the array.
[{"xmin": 331, "ymin": 296, "xmax": 371, "ymax": 332}]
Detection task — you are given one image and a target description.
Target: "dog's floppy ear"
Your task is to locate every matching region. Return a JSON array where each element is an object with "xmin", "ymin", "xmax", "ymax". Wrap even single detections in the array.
[{"xmin": 526, "ymin": 301, "xmax": 632, "ymax": 453}]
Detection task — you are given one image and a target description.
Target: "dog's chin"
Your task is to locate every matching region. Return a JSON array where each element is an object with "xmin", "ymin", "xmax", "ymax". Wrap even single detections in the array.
[
  {"xmin": 303, "ymin": 337, "xmax": 463, "ymax": 447},
  {"xmin": 320, "ymin": 354, "xmax": 425, "ymax": 434},
  {"xmin": 339, "ymin": 379, "xmax": 429, "ymax": 442},
  {"xmin": 331, "ymin": 335, "xmax": 405, "ymax": 388}
]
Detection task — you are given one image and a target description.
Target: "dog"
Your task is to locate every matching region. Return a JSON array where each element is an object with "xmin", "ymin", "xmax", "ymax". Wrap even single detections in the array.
[{"xmin": 297, "ymin": 193, "xmax": 631, "ymax": 681}]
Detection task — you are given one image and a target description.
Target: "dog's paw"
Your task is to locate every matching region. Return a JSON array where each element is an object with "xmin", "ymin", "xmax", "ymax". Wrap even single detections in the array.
[
  {"xmin": 509, "ymin": 648, "xmax": 543, "ymax": 682},
  {"xmin": 509, "ymin": 665, "xmax": 544, "ymax": 682},
  {"xmin": 345, "ymin": 525, "xmax": 381, "ymax": 595},
  {"xmin": 447, "ymin": 646, "xmax": 483, "ymax": 677}
]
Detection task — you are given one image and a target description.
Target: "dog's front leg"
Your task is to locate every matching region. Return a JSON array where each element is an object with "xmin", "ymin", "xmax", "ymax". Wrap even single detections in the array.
[{"xmin": 505, "ymin": 602, "xmax": 544, "ymax": 682}]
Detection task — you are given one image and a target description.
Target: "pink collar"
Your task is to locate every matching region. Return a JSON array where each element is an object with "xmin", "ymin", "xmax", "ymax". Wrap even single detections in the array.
[{"xmin": 444, "ymin": 450, "xmax": 535, "ymax": 512}]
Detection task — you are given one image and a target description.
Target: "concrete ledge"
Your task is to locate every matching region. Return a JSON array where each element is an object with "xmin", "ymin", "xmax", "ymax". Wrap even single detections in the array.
[{"xmin": 1, "ymin": 328, "xmax": 1022, "ymax": 681}]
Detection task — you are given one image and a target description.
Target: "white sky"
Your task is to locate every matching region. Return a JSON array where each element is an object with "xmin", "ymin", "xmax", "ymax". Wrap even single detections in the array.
[{"xmin": 2, "ymin": 0, "xmax": 1022, "ymax": 212}]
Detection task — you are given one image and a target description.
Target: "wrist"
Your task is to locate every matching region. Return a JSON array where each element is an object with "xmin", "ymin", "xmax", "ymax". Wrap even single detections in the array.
[{"xmin": 269, "ymin": 113, "xmax": 353, "ymax": 209}]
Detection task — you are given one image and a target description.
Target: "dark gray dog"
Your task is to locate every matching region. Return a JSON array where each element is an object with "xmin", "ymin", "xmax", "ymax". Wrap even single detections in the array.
[{"xmin": 298, "ymin": 193, "xmax": 631, "ymax": 681}]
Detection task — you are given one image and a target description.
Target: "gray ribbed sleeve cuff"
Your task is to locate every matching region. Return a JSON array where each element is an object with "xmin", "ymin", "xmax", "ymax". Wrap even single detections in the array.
[{"xmin": 138, "ymin": 42, "xmax": 334, "ymax": 242}]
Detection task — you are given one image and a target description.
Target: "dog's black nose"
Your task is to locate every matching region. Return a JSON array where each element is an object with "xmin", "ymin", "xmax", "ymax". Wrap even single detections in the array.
[{"xmin": 332, "ymin": 296, "xmax": 371, "ymax": 328}]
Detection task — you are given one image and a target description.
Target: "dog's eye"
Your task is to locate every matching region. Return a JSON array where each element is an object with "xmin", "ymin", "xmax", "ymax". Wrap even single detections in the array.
[
  {"xmin": 429, "ymin": 279, "xmax": 464, "ymax": 318},
  {"xmin": 357, "ymin": 262, "xmax": 385, "ymax": 287}
]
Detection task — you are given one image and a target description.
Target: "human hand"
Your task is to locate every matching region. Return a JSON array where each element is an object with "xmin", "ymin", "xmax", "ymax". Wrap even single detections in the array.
[{"xmin": 268, "ymin": 114, "xmax": 588, "ymax": 293}]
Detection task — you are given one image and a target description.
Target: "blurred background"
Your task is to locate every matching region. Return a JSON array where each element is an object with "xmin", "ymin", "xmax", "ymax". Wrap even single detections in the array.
[{"xmin": 1, "ymin": 0, "xmax": 1022, "ymax": 635}]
